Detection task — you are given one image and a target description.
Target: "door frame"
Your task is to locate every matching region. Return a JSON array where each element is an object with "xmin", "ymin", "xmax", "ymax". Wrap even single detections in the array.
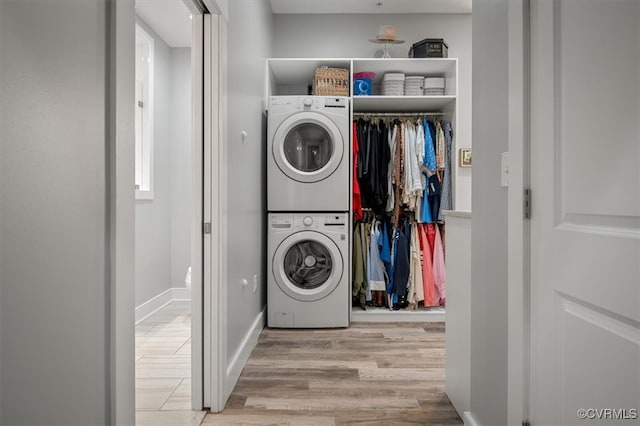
[
  {"xmin": 182, "ymin": 0, "xmax": 205, "ymax": 411},
  {"xmin": 201, "ymin": 1, "xmax": 229, "ymax": 411},
  {"xmin": 109, "ymin": 0, "xmax": 136, "ymax": 423},
  {"xmin": 110, "ymin": 0, "xmax": 228, "ymax": 422},
  {"xmin": 507, "ymin": 0, "xmax": 531, "ymax": 424}
]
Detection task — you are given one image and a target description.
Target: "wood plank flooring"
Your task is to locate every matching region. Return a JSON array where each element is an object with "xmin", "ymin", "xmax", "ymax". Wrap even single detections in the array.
[{"xmin": 203, "ymin": 322, "xmax": 462, "ymax": 425}]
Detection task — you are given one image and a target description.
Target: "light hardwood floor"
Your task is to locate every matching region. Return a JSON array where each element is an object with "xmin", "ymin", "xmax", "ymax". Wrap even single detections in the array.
[
  {"xmin": 135, "ymin": 300, "xmax": 207, "ymax": 425},
  {"xmin": 203, "ymin": 322, "xmax": 462, "ymax": 425}
]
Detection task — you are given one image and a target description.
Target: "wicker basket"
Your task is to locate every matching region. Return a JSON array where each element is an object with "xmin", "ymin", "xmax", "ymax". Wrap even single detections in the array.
[{"xmin": 312, "ymin": 67, "xmax": 350, "ymax": 96}]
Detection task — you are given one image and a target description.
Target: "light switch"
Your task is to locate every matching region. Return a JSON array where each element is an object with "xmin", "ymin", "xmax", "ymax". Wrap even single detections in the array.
[{"xmin": 501, "ymin": 152, "xmax": 509, "ymax": 187}]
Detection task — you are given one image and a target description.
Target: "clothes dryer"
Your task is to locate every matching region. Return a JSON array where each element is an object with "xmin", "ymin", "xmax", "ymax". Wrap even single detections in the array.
[
  {"xmin": 268, "ymin": 212, "xmax": 349, "ymax": 328},
  {"xmin": 267, "ymin": 96, "xmax": 350, "ymax": 211}
]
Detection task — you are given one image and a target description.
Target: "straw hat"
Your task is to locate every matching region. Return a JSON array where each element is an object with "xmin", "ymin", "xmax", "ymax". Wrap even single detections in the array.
[{"xmin": 370, "ymin": 25, "xmax": 400, "ymax": 42}]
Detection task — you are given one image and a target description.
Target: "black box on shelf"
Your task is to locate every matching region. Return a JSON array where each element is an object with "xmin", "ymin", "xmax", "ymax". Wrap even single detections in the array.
[{"xmin": 409, "ymin": 38, "xmax": 448, "ymax": 58}]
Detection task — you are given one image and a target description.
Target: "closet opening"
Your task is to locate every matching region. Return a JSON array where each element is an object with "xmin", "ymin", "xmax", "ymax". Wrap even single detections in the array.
[{"xmin": 132, "ymin": 0, "xmax": 205, "ymax": 421}]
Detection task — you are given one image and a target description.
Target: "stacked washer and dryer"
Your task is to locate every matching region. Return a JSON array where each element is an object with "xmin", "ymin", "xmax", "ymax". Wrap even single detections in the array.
[{"xmin": 266, "ymin": 96, "xmax": 350, "ymax": 328}]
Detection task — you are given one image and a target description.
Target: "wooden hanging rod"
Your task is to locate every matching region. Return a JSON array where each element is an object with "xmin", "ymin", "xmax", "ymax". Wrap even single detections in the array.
[{"xmin": 353, "ymin": 112, "xmax": 445, "ymax": 117}]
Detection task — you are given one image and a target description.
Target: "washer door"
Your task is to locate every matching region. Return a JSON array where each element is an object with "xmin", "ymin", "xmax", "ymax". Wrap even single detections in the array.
[
  {"xmin": 272, "ymin": 112, "xmax": 344, "ymax": 183},
  {"xmin": 272, "ymin": 231, "xmax": 344, "ymax": 302}
]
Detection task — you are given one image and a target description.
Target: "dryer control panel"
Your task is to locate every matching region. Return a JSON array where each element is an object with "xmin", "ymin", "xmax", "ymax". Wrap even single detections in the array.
[
  {"xmin": 269, "ymin": 96, "xmax": 349, "ymax": 113},
  {"xmin": 270, "ymin": 213, "xmax": 348, "ymax": 230},
  {"xmin": 293, "ymin": 213, "xmax": 347, "ymax": 230}
]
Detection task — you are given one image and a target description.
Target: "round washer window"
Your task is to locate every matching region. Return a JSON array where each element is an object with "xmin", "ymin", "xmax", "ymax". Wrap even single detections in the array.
[
  {"xmin": 283, "ymin": 239, "xmax": 333, "ymax": 290},
  {"xmin": 283, "ymin": 123, "xmax": 334, "ymax": 173}
]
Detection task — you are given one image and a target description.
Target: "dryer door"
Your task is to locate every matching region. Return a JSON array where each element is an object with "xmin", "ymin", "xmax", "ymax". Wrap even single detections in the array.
[
  {"xmin": 272, "ymin": 230, "xmax": 344, "ymax": 302},
  {"xmin": 272, "ymin": 112, "xmax": 344, "ymax": 183}
]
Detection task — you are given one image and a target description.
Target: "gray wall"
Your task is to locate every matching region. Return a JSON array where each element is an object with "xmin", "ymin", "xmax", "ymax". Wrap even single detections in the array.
[
  {"xmin": 225, "ymin": 0, "xmax": 273, "ymax": 360},
  {"xmin": 470, "ymin": 1, "xmax": 509, "ymax": 425},
  {"xmin": 135, "ymin": 21, "xmax": 192, "ymax": 306},
  {"xmin": 272, "ymin": 13, "xmax": 472, "ymax": 211},
  {"xmin": 0, "ymin": 0, "xmax": 110, "ymax": 424},
  {"xmin": 170, "ymin": 48, "xmax": 192, "ymax": 290},
  {"xmin": 135, "ymin": 18, "xmax": 173, "ymax": 306}
]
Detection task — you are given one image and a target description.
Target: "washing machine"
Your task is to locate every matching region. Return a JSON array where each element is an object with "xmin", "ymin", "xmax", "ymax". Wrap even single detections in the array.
[
  {"xmin": 268, "ymin": 212, "xmax": 349, "ymax": 328},
  {"xmin": 267, "ymin": 96, "xmax": 350, "ymax": 212}
]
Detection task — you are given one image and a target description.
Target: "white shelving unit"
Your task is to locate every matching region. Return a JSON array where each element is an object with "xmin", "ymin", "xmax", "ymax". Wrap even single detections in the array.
[
  {"xmin": 266, "ymin": 57, "xmax": 458, "ymax": 323},
  {"xmin": 351, "ymin": 95, "xmax": 456, "ymax": 112},
  {"xmin": 266, "ymin": 58, "xmax": 351, "ymax": 97}
]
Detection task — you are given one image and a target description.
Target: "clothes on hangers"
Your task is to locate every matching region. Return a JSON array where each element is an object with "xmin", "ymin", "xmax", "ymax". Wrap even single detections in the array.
[
  {"xmin": 351, "ymin": 113, "xmax": 452, "ymax": 311},
  {"xmin": 352, "ymin": 222, "xmax": 367, "ymax": 309},
  {"xmin": 433, "ymin": 223, "xmax": 446, "ymax": 306},
  {"xmin": 352, "ymin": 121, "xmax": 363, "ymax": 221},
  {"xmin": 418, "ymin": 223, "xmax": 438, "ymax": 307},
  {"xmin": 355, "ymin": 119, "xmax": 390, "ymax": 216},
  {"xmin": 385, "ymin": 124, "xmax": 396, "ymax": 213},
  {"xmin": 354, "ymin": 116, "xmax": 453, "ymax": 225},
  {"xmin": 407, "ymin": 221, "xmax": 425, "ymax": 310},
  {"xmin": 368, "ymin": 219, "xmax": 387, "ymax": 293},
  {"xmin": 353, "ymin": 213, "xmax": 446, "ymax": 310},
  {"xmin": 392, "ymin": 120, "xmax": 404, "ymax": 226},
  {"xmin": 438, "ymin": 121, "xmax": 453, "ymax": 219}
]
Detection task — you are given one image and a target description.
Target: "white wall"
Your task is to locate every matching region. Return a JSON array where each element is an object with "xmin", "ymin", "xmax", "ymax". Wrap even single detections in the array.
[
  {"xmin": 170, "ymin": 48, "xmax": 192, "ymax": 290},
  {"xmin": 272, "ymin": 13, "xmax": 472, "ymax": 211},
  {"xmin": 0, "ymin": 0, "xmax": 111, "ymax": 424},
  {"xmin": 135, "ymin": 18, "xmax": 173, "ymax": 306},
  {"xmin": 444, "ymin": 212, "xmax": 472, "ymax": 416},
  {"xmin": 225, "ymin": 0, "xmax": 272, "ymax": 361},
  {"xmin": 469, "ymin": 1, "xmax": 509, "ymax": 425}
]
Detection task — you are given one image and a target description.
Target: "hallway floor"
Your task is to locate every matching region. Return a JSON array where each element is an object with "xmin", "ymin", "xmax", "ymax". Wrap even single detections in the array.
[
  {"xmin": 135, "ymin": 300, "xmax": 206, "ymax": 425},
  {"xmin": 203, "ymin": 322, "xmax": 462, "ymax": 425}
]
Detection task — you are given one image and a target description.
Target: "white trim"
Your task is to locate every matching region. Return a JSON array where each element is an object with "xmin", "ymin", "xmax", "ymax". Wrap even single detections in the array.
[
  {"xmin": 203, "ymin": 11, "xmax": 229, "ymax": 413},
  {"xmin": 507, "ymin": 1, "xmax": 531, "ymax": 425},
  {"xmin": 202, "ymin": 12, "xmax": 213, "ymax": 409},
  {"xmin": 463, "ymin": 411, "xmax": 481, "ymax": 426},
  {"xmin": 215, "ymin": 14, "xmax": 229, "ymax": 413},
  {"xmin": 351, "ymin": 308, "xmax": 445, "ymax": 323},
  {"xmin": 189, "ymin": 10, "xmax": 205, "ymax": 412},
  {"xmin": 135, "ymin": 288, "xmax": 193, "ymax": 324},
  {"xmin": 110, "ymin": 0, "xmax": 136, "ymax": 424},
  {"xmin": 171, "ymin": 287, "xmax": 191, "ymax": 301},
  {"xmin": 224, "ymin": 308, "xmax": 265, "ymax": 400},
  {"xmin": 202, "ymin": 0, "xmax": 228, "ymax": 21}
]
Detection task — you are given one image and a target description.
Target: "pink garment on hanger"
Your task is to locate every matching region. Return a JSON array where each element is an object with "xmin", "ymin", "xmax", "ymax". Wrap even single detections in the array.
[
  {"xmin": 426, "ymin": 223, "xmax": 436, "ymax": 253},
  {"xmin": 433, "ymin": 225, "xmax": 446, "ymax": 306},
  {"xmin": 418, "ymin": 224, "xmax": 437, "ymax": 307}
]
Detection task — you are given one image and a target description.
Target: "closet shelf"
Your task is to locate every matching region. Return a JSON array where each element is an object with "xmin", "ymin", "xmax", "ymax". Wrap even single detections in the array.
[
  {"xmin": 352, "ymin": 58, "xmax": 457, "ymax": 81},
  {"xmin": 268, "ymin": 58, "xmax": 351, "ymax": 85},
  {"xmin": 352, "ymin": 95, "xmax": 456, "ymax": 113}
]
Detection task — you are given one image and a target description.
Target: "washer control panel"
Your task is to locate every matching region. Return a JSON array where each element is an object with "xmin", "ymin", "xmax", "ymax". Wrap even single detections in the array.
[
  {"xmin": 270, "ymin": 214, "xmax": 293, "ymax": 229},
  {"xmin": 270, "ymin": 213, "xmax": 347, "ymax": 230}
]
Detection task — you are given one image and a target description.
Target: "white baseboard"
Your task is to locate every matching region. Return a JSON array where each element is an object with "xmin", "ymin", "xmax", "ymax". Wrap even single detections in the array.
[
  {"xmin": 135, "ymin": 287, "xmax": 191, "ymax": 324},
  {"xmin": 464, "ymin": 411, "xmax": 480, "ymax": 426},
  {"xmin": 171, "ymin": 287, "xmax": 191, "ymax": 301},
  {"xmin": 224, "ymin": 308, "xmax": 265, "ymax": 400},
  {"xmin": 351, "ymin": 306, "xmax": 446, "ymax": 322}
]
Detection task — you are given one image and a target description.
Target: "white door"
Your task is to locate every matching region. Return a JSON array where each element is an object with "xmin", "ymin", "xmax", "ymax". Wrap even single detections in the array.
[{"xmin": 529, "ymin": 1, "xmax": 639, "ymax": 425}]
